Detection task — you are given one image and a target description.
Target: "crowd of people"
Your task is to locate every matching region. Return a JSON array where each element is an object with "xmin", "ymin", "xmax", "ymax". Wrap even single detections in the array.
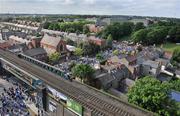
[
  {"xmin": 0, "ymin": 84, "xmax": 30, "ymax": 116},
  {"xmin": 0, "ymin": 75, "xmax": 49, "ymax": 116}
]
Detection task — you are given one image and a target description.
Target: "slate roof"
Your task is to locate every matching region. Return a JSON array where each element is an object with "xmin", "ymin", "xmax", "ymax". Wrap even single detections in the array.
[
  {"xmin": 23, "ymin": 48, "xmax": 47, "ymax": 57},
  {"xmin": 125, "ymin": 55, "xmax": 137, "ymax": 62},
  {"xmin": 9, "ymin": 35, "xmax": 31, "ymax": 45},
  {"xmin": 41, "ymin": 34, "xmax": 62, "ymax": 48},
  {"xmin": 142, "ymin": 60, "xmax": 159, "ymax": 68}
]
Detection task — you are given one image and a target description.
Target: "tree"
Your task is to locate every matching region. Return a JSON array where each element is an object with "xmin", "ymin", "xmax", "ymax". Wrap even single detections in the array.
[
  {"xmin": 72, "ymin": 64, "xmax": 95, "ymax": 83},
  {"xmin": 106, "ymin": 34, "xmax": 113, "ymax": 48},
  {"xmin": 113, "ymin": 49, "xmax": 119, "ymax": 56},
  {"xmin": 168, "ymin": 26, "xmax": 180, "ymax": 43},
  {"xmin": 82, "ymin": 42, "xmax": 91, "ymax": 55},
  {"xmin": 68, "ymin": 61, "xmax": 76, "ymax": 71},
  {"xmin": 131, "ymin": 29, "xmax": 149, "ymax": 43},
  {"xmin": 47, "ymin": 21, "xmax": 94, "ymax": 33},
  {"xmin": 83, "ymin": 25, "xmax": 90, "ymax": 34},
  {"xmin": 134, "ymin": 22, "xmax": 145, "ymax": 32},
  {"xmin": 96, "ymin": 53, "xmax": 104, "ymax": 61},
  {"xmin": 122, "ymin": 22, "xmax": 134, "ymax": 35},
  {"xmin": 43, "ymin": 22, "xmax": 51, "ymax": 29},
  {"xmin": 132, "ymin": 26, "xmax": 169, "ymax": 45},
  {"xmin": 128, "ymin": 76, "xmax": 178, "ymax": 116},
  {"xmin": 170, "ymin": 79, "xmax": 180, "ymax": 92},
  {"xmin": 101, "ymin": 22, "xmax": 134, "ymax": 40},
  {"xmin": 49, "ymin": 52, "xmax": 60, "ymax": 63},
  {"xmin": 148, "ymin": 27, "xmax": 169, "ymax": 44},
  {"xmin": 82, "ymin": 42, "xmax": 101, "ymax": 55},
  {"xmin": 171, "ymin": 48, "xmax": 180, "ymax": 69},
  {"xmin": 74, "ymin": 48, "xmax": 83, "ymax": 57},
  {"xmin": 57, "ymin": 19, "xmax": 64, "ymax": 23}
]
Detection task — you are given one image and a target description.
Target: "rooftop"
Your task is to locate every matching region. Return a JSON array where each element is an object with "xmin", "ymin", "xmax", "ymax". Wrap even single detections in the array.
[
  {"xmin": 41, "ymin": 34, "xmax": 63, "ymax": 47},
  {"xmin": 23, "ymin": 48, "xmax": 47, "ymax": 57},
  {"xmin": 125, "ymin": 55, "xmax": 137, "ymax": 62},
  {"xmin": 142, "ymin": 60, "xmax": 160, "ymax": 68}
]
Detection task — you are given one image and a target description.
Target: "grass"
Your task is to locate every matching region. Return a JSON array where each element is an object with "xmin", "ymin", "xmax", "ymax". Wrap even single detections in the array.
[{"xmin": 158, "ymin": 43, "xmax": 180, "ymax": 53}]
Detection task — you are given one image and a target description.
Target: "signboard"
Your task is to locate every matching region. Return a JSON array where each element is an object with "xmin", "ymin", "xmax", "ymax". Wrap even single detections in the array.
[
  {"xmin": 47, "ymin": 85, "xmax": 67, "ymax": 101},
  {"xmin": 67, "ymin": 98, "xmax": 83, "ymax": 116}
]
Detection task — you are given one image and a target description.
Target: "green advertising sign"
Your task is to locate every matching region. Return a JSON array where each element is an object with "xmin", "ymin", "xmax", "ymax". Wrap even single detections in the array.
[{"xmin": 67, "ymin": 98, "xmax": 83, "ymax": 116}]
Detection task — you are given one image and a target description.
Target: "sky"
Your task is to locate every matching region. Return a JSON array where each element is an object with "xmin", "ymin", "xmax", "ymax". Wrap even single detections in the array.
[{"xmin": 0, "ymin": 0, "xmax": 180, "ymax": 18}]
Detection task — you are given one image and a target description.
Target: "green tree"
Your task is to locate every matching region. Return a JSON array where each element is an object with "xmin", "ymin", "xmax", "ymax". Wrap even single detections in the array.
[
  {"xmin": 106, "ymin": 34, "xmax": 113, "ymax": 48},
  {"xmin": 134, "ymin": 22, "xmax": 145, "ymax": 32},
  {"xmin": 128, "ymin": 76, "xmax": 178, "ymax": 116},
  {"xmin": 96, "ymin": 53, "xmax": 104, "ymax": 61},
  {"xmin": 122, "ymin": 22, "xmax": 134, "ymax": 35},
  {"xmin": 72, "ymin": 64, "xmax": 95, "ymax": 83},
  {"xmin": 131, "ymin": 29, "xmax": 149, "ymax": 43},
  {"xmin": 82, "ymin": 42, "xmax": 92, "ymax": 55},
  {"xmin": 132, "ymin": 26, "xmax": 169, "ymax": 45},
  {"xmin": 43, "ymin": 22, "xmax": 51, "ymax": 29},
  {"xmin": 49, "ymin": 52, "xmax": 60, "ymax": 63},
  {"xmin": 68, "ymin": 61, "xmax": 76, "ymax": 71},
  {"xmin": 113, "ymin": 49, "xmax": 119, "ymax": 56},
  {"xmin": 170, "ymin": 79, "xmax": 180, "ymax": 92},
  {"xmin": 168, "ymin": 26, "xmax": 180, "ymax": 43},
  {"xmin": 101, "ymin": 22, "xmax": 134, "ymax": 40},
  {"xmin": 83, "ymin": 25, "xmax": 90, "ymax": 34},
  {"xmin": 74, "ymin": 48, "xmax": 83, "ymax": 57},
  {"xmin": 171, "ymin": 48, "xmax": 180, "ymax": 68}
]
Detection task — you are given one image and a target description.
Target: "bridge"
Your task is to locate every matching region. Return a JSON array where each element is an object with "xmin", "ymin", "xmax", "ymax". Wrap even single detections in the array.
[{"xmin": 0, "ymin": 49, "xmax": 153, "ymax": 116}]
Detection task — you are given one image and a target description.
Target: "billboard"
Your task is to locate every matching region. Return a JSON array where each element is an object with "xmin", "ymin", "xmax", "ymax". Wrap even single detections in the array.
[
  {"xmin": 47, "ymin": 85, "xmax": 67, "ymax": 101},
  {"xmin": 67, "ymin": 98, "xmax": 83, "ymax": 116}
]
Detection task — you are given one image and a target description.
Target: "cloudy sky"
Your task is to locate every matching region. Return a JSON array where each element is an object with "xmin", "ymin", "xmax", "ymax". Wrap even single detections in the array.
[{"xmin": 0, "ymin": 0, "xmax": 180, "ymax": 18}]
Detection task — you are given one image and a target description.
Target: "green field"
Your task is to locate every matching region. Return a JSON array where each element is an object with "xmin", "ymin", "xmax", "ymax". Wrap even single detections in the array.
[{"xmin": 159, "ymin": 43, "xmax": 180, "ymax": 52}]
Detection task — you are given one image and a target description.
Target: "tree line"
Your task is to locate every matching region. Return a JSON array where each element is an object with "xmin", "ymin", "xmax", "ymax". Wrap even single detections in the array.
[
  {"xmin": 98, "ymin": 22, "xmax": 137, "ymax": 40},
  {"xmin": 43, "ymin": 21, "xmax": 94, "ymax": 34},
  {"xmin": 98, "ymin": 21, "xmax": 180, "ymax": 45},
  {"xmin": 131, "ymin": 21, "xmax": 180, "ymax": 45}
]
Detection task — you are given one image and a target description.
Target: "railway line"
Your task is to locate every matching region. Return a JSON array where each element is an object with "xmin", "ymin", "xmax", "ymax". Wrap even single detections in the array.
[{"xmin": 0, "ymin": 49, "xmax": 153, "ymax": 116}]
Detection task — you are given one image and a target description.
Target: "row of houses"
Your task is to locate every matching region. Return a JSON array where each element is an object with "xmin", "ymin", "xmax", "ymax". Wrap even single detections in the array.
[
  {"xmin": 0, "ymin": 32, "xmax": 106, "ymax": 60},
  {"xmin": 42, "ymin": 30, "xmax": 106, "ymax": 46},
  {"xmin": 93, "ymin": 47, "xmax": 168, "ymax": 93},
  {"xmin": 12, "ymin": 20, "xmax": 41, "ymax": 27}
]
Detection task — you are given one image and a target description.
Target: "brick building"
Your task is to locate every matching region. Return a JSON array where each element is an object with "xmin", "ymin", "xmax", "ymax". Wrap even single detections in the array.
[
  {"xmin": 41, "ymin": 34, "xmax": 67, "ymax": 55},
  {"xmin": 88, "ymin": 36, "xmax": 106, "ymax": 46}
]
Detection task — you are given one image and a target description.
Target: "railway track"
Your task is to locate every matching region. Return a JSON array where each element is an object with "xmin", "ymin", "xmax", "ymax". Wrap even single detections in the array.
[{"xmin": 0, "ymin": 50, "xmax": 153, "ymax": 116}]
